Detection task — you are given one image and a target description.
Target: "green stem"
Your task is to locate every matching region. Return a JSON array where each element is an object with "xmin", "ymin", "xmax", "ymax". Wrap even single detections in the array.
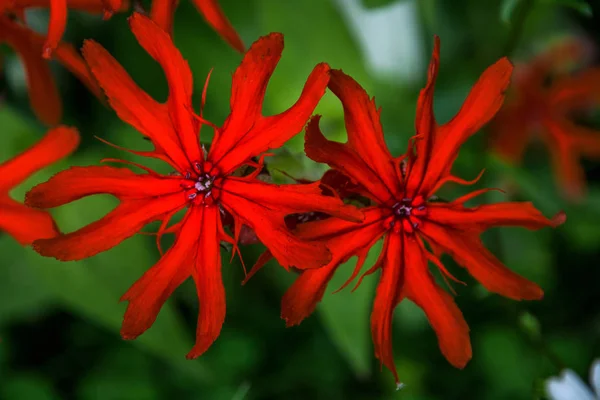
[{"xmin": 503, "ymin": 0, "xmax": 536, "ymax": 57}]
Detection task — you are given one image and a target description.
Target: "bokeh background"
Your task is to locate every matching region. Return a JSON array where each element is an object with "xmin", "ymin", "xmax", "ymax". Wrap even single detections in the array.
[{"xmin": 1, "ymin": 0, "xmax": 599, "ymax": 399}]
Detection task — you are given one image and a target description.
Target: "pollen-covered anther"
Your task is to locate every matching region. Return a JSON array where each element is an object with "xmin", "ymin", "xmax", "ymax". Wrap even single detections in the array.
[{"xmin": 387, "ymin": 195, "xmax": 427, "ymax": 234}]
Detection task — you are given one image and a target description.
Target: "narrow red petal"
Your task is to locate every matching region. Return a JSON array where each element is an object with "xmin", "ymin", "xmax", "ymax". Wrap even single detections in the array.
[
  {"xmin": 489, "ymin": 104, "xmax": 531, "ymax": 163},
  {"xmin": 0, "ymin": 196, "xmax": 59, "ymax": 245},
  {"xmin": 406, "ymin": 36, "xmax": 513, "ymax": 197},
  {"xmin": 26, "ymin": 166, "xmax": 182, "ymax": 208},
  {"xmin": 543, "ymin": 120, "xmax": 587, "ymax": 199},
  {"xmin": 215, "ymin": 63, "xmax": 330, "ymax": 174},
  {"xmin": 42, "ymin": 0, "xmax": 67, "ymax": 59},
  {"xmin": 149, "ymin": 0, "xmax": 177, "ymax": 33},
  {"xmin": 419, "ymin": 57, "xmax": 513, "ymax": 196},
  {"xmin": 402, "ymin": 237, "xmax": 472, "ymax": 368},
  {"xmin": 51, "ymin": 40, "xmax": 104, "ymax": 100},
  {"xmin": 405, "ymin": 36, "xmax": 440, "ymax": 195},
  {"xmin": 191, "ymin": 0, "xmax": 244, "ymax": 52},
  {"xmin": 219, "ymin": 177, "xmax": 364, "ymax": 270},
  {"xmin": 0, "ymin": 18, "xmax": 61, "ymax": 125},
  {"xmin": 282, "ymin": 209, "xmax": 386, "ymax": 326},
  {"xmin": 187, "ymin": 204, "xmax": 225, "ymax": 358},
  {"xmin": 304, "ymin": 115, "xmax": 396, "ymax": 205},
  {"xmin": 370, "ymin": 233, "xmax": 403, "ymax": 384},
  {"xmin": 328, "ymin": 69, "xmax": 399, "ymax": 196},
  {"xmin": 427, "ymin": 202, "xmax": 564, "ymax": 231},
  {"xmin": 120, "ymin": 206, "xmax": 201, "ymax": 339},
  {"xmin": 208, "ymin": 33, "xmax": 283, "ymax": 166},
  {"xmin": 32, "ymin": 193, "xmax": 187, "ymax": 260},
  {"xmin": 128, "ymin": 13, "xmax": 201, "ymax": 163},
  {"xmin": 0, "ymin": 126, "xmax": 79, "ymax": 190},
  {"xmin": 422, "ymin": 224, "xmax": 544, "ymax": 300},
  {"xmin": 81, "ymin": 39, "xmax": 189, "ymax": 171},
  {"xmin": 220, "ymin": 177, "xmax": 363, "ymax": 223}
]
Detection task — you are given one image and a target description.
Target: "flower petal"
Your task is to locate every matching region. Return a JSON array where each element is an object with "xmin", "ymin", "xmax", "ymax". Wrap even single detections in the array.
[
  {"xmin": 150, "ymin": 0, "xmax": 177, "ymax": 33},
  {"xmin": 187, "ymin": 204, "xmax": 225, "ymax": 358},
  {"xmin": 129, "ymin": 13, "xmax": 201, "ymax": 163},
  {"xmin": 0, "ymin": 196, "xmax": 59, "ymax": 245},
  {"xmin": 423, "ymin": 56, "xmax": 512, "ymax": 195},
  {"xmin": 545, "ymin": 370, "xmax": 596, "ymax": 400},
  {"xmin": 120, "ymin": 205, "xmax": 201, "ymax": 340},
  {"xmin": 370, "ymin": 232, "xmax": 403, "ymax": 384},
  {"xmin": 0, "ymin": 18, "xmax": 61, "ymax": 125},
  {"xmin": 219, "ymin": 177, "xmax": 363, "ymax": 269},
  {"xmin": 0, "ymin": 126, "xmax": 79, "ymax": 190},
  {"xmin": 489, "ymin": 104, "xmax": 531, "ymax": 164},
  {"xmin": 51, "ymin": 40, "xmax": 104, "ymax": 99},
  {"xmin": 543, "ymin": 120, "xmax": 587, "ymax": 199},
  {"xmin": 81, "ymin": 39, "xmax": 190, "ymax": 171},
  {"xmin": 402, "ymin": 237, "xmax": 471, "ymax": 368},
  {"xmin": 427, "ymin": 202, "xmax": 565, "ymax": 231},
  {"xmin": 210, "ymin": 43, "xmax": 329, "ymax": 173},
  {"xmin": 191, "ymin": 0, "xmax": 244, "ymax": 53},
  {"xmin": 26, "ymin": 166, "xmax": 182, "ymax": 208},
  {"xmin": 304, "ymin": 116, "xmax": 396, "ymax": 205},
  {"xmin": 407, "ymin": 36, "xmax": 513, "ymax": 196},
  {"xmin": 43, "ymin": 0, "xmax": 67, "ymax": 59},
  {"xmin": 405, "ymin": 36, "xmax": 440, "ymax": 196},
  {"xmin": 328, "ymin": 69, "xmax": 399, "ymax": 196},
  {"xmin": 422, "ymin": 224, "xmax": 543, "ymax": 300},
  {"xmin": 32, "ymin": 193, "xmax": 187, "ymax": 260},
  {"xmin": 282, "ymin": 209, "xmax": 386, "ymax": 326}
]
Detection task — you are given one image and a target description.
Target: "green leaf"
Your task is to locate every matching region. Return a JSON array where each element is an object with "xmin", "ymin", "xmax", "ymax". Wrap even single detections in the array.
[
  {"xmin": 316, "ymin": 240, "xmax": 383, "ymax": 378},
  {"xmin": 543, "ymin": 0, "xmax": 593, "ymax": 17},
  {"xmin": 0, "ymin": 237, "xmax": 54, "ymax": 324},
  {"xmin": 1, "ymin": 374, "xmax": 60, "ymax": 400},
  {"xmin": 500, "ymin": 0, "xmax": 523, "ymax": 24}
]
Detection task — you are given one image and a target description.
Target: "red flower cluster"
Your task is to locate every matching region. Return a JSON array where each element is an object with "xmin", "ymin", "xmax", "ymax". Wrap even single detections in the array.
[
  {"xmin": 248, "ymin": 37, "xmax": 565, "ymax": 383},
  {"xmin": 491, "ymin": 38, "xmax": 600, "ymax": 200},
  {"xmin": 1, "ymin": 4, "xmax": 570, "ymax": 384},
  {"xmin": 26, "ymin": 13, "xmax": 362, "ymax": 358},
  {"xmin": 0, "ymin": 126, "xmax": 79, "ymax": 244}
]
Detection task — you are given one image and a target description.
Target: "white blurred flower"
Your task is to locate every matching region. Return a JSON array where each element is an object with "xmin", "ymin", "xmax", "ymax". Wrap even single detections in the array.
[
  {"xmin": 545, "ymin": 359, "xmax": 600, "ymax": 400},
  {"xmin": 333, "ymin": 0, "xmax": 424, "ymax": 82}
]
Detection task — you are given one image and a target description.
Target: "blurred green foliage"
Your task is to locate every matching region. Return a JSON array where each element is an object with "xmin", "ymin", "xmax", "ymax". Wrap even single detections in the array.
[{"xmin": 1, "ymin": 0, "xmax": 599, "ymax": 399}]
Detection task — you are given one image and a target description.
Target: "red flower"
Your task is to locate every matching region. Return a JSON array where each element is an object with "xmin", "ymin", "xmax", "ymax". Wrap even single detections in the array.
[
  {"xmin": 0, "ymin": 126, "xmax": 79, "ymax": 245},
  {"xmin": 25, "ymin": 13, "xmax": 363, "ymax": 357},
  {"xmin": 261, "ymin": 37, "xmax": 565, "ymax": 384},
  {"xmin": 1, "ymin": 0, "xmax": 126, "ymax": 59},
  {"xmin": 149, "ymin": 0, "xmax": 244, "ymax": 52},
  {"xmin": 491, "ymin": 38, "xmax": 600, "ymax": 200},
  {"xmin": 0, "ymin": 16, "xmax": 103, "ymax": 125}
]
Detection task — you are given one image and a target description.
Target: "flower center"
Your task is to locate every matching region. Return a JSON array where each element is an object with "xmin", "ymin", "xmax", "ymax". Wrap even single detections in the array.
[
  {"xmin": 180, "ymin": 160, "xmax": 221, "ymax": 205},
  {"xmin": 385, "ymin": 196, "xmax": 427, "ymax": 234}
]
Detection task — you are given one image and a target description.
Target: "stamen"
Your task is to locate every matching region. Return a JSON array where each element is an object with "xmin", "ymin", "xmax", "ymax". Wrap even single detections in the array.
[{"xmin": 389, "ymin": 196, "xmax": 427, "ymax": 234}]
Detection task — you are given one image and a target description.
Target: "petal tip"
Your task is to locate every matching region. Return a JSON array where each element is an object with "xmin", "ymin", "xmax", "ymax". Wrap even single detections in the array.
[{"xmin": 551, "ymin": 210, "xmax": 567, "ymax": 227}]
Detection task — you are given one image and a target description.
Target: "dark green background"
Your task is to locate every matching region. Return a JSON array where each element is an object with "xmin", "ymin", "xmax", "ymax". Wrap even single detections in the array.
[{"xmin": 1, "ymin": 0, "xmax": 598, "ymax": 399}]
